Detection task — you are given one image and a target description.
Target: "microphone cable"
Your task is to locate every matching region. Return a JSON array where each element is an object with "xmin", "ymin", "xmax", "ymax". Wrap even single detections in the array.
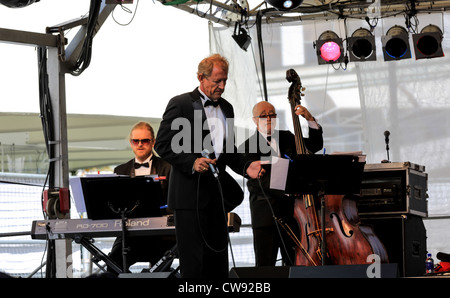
[
  {"xmin": 255, "ymin": 170, "xmax": 295, "ymax": 266},
  {"xmin": 195, "ymin": 164, "xmax": 237, "ymax": 268},
  {"xmin": 240, "ymin": 159, "xmax": 294, "ymax": 266}
]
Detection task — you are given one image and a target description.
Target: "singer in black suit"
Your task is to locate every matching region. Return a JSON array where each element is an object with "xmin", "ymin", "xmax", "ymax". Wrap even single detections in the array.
[
  {"xmin": 107, "ymin": 121, "xmax": 175, "ymax": 274},
  {"xmin": 154, "ymin": 54, "xmax": 263, "ymax": 278},
  {"xmin": 239, "ymin": 101, "xmax": 323, "ymax": 266}
]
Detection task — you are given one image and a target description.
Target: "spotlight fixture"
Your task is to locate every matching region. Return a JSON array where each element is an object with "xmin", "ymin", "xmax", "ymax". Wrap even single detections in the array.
[
  {"xmin": 0, "ymin": 0, "xmax": 39, "ymax": 8},
  {"xmin": 314, "ymin": 30, "xmax": 344, "ymax": 65},
  {"xmin": 347, "ymin": 28, "xmax": 376, "ymax": 62},
  {"xmin": 412, "ymin": 25, "xmax": 444, "ymax": 59},
  {"xmin": 232, "ymin": 23, "xmax": 252, "ymax": 51},
  {"xmin": 381, "ymin": 25, "xmax": 412, "ymax": 61},
  {"xmin": 265, "ymin": 0, "xmax": 303, "ymax": 10}
]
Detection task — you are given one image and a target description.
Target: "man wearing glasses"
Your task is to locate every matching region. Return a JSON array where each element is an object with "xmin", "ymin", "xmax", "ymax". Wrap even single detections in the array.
[
  {"xmin": 108, "ymin": 121, "xmax": 174, "ymax": 274},
  {"xmin": 239, "ymin": 101, "xmax": 323, "ymax": 267}
]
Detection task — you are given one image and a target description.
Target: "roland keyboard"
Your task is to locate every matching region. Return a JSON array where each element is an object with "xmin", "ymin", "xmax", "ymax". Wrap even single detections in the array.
[
  {"xmin": 31, "ymin": 216, "xmax": 175, "ymax": 240},
  {"xmin": 31, "ymin": 213, "xmax": 240, "ymax": 240}
]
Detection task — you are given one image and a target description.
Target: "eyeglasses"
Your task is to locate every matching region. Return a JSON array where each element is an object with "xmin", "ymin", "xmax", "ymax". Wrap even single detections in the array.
[
  {"xmin": 254, "ymin": 113, "xmax": 277, "ymax": 119},
  {"xmin": 130, "ymin": 139, "xmax": 153, "ymax": 145}
]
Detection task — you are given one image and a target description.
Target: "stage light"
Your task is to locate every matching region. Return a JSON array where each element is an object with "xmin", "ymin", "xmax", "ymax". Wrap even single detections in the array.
[
  {"xmin": 381, "ymin": 25, "xmax": 412, "ymax": 61},
  {"xmin": 232, "ymin": 23, "xmax": 252, "ymax": 51},
  {"xmin": 265, "ymin": 0, "xmax": 303, "ymax": 10},
  {"xmin": 232, "ymin": 28, "xmax": 252, "ymax": 51},
  {"xmin": 412, "ymin": 25, "xmax": 444, "ymax": 59},
  {"xmin": 314, "ymin": 30, "xmax": 344, "ymax": 65},
  {"xmin": 347, "ymin": 28, "xmax": 376, "ymax": 62},
  {"xmin": 0, "ymin": 0, "xmax": 39, "ymax": 8}
]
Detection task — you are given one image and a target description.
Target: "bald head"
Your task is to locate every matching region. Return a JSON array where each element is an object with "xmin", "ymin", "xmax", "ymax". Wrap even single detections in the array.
[
  {"xmin": 252, "ymin": 101, "xmax": 277, "ymax": 135},
  {"xmin": 252, "ymin": 101, "xmax": 275, "ymax": 117}
]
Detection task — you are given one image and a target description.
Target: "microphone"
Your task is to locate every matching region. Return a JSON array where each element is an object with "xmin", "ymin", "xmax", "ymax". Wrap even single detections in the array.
[
  {"xmin": 201, "ymin": 149, "xmax": 219, "ymax": 178},
  {"xmin": 382, "ymin": 130, "xmax": 391, "ymax": 163},
  {"xmin": 384, "ymin": 130, "xmax": 390, "ymax": 146}
]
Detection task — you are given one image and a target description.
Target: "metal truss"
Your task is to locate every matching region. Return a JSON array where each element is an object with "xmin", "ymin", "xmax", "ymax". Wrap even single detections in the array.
[{"xmin": 157, "ymin": 0, "xmax": 450, "ymax": 27}]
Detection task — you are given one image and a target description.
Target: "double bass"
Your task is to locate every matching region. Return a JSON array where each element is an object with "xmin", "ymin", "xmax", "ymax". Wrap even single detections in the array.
[{"xmin": 281, "ymin": 68, "xmax": 388, "ymax": 266}]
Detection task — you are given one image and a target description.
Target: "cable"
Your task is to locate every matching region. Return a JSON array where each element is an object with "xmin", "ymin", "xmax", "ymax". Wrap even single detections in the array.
[
  {"xmin": 195, "ymin": 170, "xmax": 234, "ymax": 266},
  {"xmin": 217, "ymin": 177, "xmax": 238, "ymax": 268},
  {"xmin": 40, "ymin": 224, "xmax": 50, "ymax": 278},
  {"xmin": 111, "ymin": 0, "xmax": 140, "ymax": 26},
  {"xmin": 255, "ymin": 170, "xmax": 295, "ymax": 266},
  {"xmin": 249, "ymin": 41, "xmax": 265, "ymax": 101},
  {"xmin": 240, "ymin": 158, "xmax": 294, "ymax": 266},
  {"xmin": 256, "ymin": 11, "xmax": 268, "ymax": 101},
  {"xmin": 70, "ymin": 0, "xmax": 102, "ymax": 76},
  {"xmin": 321, "ymin": 64, "xmax": 330, "ymax": 123},
  {"xmin": 37, "ymin": 45, "xmax": 59, "ymax": 277},
  {"xmin": 37, "ymin": 46, "xmax": 54, "ymax": 221},
  {"xmin": 37, "ymin": 47, "xmax": 54, "ymax": 183},
  {"xmin": 365, "ymin": 16, "xmax": 379, "ymax": 33}
]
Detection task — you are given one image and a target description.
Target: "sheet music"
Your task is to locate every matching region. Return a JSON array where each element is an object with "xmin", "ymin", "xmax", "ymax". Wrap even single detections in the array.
[
  {"xmin": 269, "ymin": 156, "xmax": 290, "ymax": 191},
  {"xmin": 69, "ymin": 177, "xmax": 86, "ymax": 213}
]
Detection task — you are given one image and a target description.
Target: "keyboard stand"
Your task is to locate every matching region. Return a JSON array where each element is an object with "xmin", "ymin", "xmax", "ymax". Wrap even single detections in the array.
[
  {"xmin": 148, "ymin": 244, "xmax": 179, "ymax": 276},
  {"xmin": 74, "ymin": 236, "xmax": 123, "ymax": 275}
]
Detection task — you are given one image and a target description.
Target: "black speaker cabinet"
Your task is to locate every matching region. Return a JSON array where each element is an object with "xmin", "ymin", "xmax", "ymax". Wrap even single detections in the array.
[{"xmin": 360, "ymin": 214, "xmax": 427, "ymax": 277}]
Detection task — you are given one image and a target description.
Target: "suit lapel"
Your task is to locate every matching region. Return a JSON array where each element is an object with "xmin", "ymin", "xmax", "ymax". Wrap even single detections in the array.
[
  {"xmin": 150, "ymin": 158, "xmax": 158, "ymax": 175},
  {"xmin": 190, "ymin": 88, "xmax": 214, "ymax": 155},
  {"xmin": 191, "ymin": 88, "xmax": 206, "ymax": 117},
  {"xmin": 219, "ymin": 99, "xmax": 232, "ymax": 119}
]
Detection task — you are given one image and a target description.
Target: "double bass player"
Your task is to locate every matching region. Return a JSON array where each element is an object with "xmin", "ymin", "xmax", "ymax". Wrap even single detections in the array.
[
  {"xmin": 239, "ymin": 100, "xmax": 323, "ymax": 266},
  {"xmin": 245, "ymin": 69, "xmax": 388, "ymax": 268}
]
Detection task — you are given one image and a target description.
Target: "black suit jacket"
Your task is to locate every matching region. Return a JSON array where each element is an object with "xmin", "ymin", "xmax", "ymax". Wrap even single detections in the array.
[
  {"xmin": 154, "ymin": 88, "xmax": 249, "ymax": 212},
  {"xmin": 239, "ymin": 128, "xmax": 323, "ymax": 228}
]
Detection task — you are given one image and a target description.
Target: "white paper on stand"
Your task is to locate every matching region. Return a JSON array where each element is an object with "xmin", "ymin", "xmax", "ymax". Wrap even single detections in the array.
[{"xmin": 269, "ymin": 156, "xmax": 290, "ymax": 190}]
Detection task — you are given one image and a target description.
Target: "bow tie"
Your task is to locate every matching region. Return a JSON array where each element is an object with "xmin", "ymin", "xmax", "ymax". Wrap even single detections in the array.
[
  {"xmin": 134, "ymin": 162, "xmax": 149, "ymax": 169},
  {"xmin": 204, "ymin": 100, "xmax": 220, "ymax": 107},
  {"xmin": 266, "ymin": 135, "xmax": 272, "ymax": 142}
]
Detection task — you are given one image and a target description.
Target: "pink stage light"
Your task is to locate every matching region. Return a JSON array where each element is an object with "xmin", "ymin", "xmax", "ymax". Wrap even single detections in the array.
[{"xmin": 320, "ymin": 41, "xmax": 341, "ymax": 62}]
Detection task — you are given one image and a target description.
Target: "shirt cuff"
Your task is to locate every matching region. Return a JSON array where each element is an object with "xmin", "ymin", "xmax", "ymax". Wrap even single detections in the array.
[{"xmin": 308, "ymin": 119, "xmax": 320, "ymax": 130}]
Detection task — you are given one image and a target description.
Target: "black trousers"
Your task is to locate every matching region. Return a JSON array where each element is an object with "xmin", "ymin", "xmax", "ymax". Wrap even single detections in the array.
[
  {"xmin": 252, "ymin": 218, "xmax": 298, "ymax": 267},
  {"xmin": 174, "ymin": 206, "xmax": 229, "ymax": 278}
]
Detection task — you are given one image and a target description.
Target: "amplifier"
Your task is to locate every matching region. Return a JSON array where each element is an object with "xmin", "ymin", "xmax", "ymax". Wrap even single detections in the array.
[{"xmin": 357, "ymin": 162, "xmax": 428, "ymax": 217}]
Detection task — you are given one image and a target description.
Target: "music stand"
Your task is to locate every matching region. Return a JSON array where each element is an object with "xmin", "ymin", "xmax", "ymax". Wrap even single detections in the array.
[
  {"xmin": 284, "ymin": 154, "xmax": 365, "ymax": 265},
  {"xmin": 79, "ymin": 175, "xmax": 165, "ymax": 272},
  {"xmin": 80, "ymin": 175, "xmax": 165, "ymax": 220}
]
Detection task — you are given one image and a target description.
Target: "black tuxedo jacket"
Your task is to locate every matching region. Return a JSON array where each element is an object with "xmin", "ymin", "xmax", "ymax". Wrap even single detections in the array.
[
  {"xmin": 154, "ymin": 88, "xmax": 249, "ymax": 212},
  {"xmin": 239, "ymin": 128, "xmax": 323, "ymax": 228}
]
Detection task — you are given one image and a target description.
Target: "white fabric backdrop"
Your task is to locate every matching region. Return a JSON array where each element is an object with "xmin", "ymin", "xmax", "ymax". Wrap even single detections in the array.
[{"xmin": 211, "ymin": 14, "xmax": 450, "ymax": 261}]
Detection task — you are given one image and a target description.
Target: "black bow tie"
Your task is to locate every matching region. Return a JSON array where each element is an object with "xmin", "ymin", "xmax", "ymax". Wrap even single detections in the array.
[
  {"xmin": 134, "ymin": 162, "xmax": 149, "ymax": 169},
  {"xmin": 266, "ymin": 135, "xmax": 272, "ymax": 142},
  {"xmin": 204, "ymin": 100, "xmax": 220, "ymax": 107}
]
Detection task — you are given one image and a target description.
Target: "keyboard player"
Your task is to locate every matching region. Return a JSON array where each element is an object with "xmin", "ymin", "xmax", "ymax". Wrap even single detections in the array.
[{"xmin": 107, "ymin": 121, "xmax": 175, "ymax": 274}]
